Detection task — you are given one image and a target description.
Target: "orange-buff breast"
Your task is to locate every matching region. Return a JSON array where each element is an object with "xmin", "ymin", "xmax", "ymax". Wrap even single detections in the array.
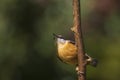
[{"xmin": 58, "ymin": 41, "xmax": 77, "ymax": 64}]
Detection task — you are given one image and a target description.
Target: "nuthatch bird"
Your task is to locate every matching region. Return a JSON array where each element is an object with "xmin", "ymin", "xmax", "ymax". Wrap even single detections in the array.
[{"xmin": 53, "ymin": 33, "xmax": 98, "ymax": 67}]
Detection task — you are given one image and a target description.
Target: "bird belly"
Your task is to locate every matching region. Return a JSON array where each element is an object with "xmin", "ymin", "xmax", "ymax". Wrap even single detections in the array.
[{"xmin": 58, "ymin": 42, "xmax": 77, "ymax": 64}]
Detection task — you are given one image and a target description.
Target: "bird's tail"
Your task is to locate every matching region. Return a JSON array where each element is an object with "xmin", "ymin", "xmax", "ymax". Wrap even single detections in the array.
[{"xmin": 91, "ymin": 58, "xmax": 98, "ymax": 67}]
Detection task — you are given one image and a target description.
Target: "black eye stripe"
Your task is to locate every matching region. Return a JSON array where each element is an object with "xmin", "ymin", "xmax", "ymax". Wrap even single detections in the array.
[{"xmin": 53, "ymin": 33, "xmax": 64, "ymax": 39}]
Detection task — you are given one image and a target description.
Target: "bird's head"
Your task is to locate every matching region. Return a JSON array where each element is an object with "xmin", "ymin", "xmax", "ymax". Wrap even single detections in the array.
[{"xmin": 53, "ymin": 33, "xmax": 66, "ymax": 45}]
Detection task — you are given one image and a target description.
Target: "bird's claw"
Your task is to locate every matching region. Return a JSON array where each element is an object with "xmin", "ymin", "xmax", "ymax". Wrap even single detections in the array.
[{"xmin": 76, "ymin": 66, "xmax": 85, "ymax": 76}]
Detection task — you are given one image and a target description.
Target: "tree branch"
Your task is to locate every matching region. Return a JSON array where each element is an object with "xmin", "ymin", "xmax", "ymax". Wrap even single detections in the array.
[{"xmin": 71, "ymin": 0, "xmax": 87, "ymax": 80}]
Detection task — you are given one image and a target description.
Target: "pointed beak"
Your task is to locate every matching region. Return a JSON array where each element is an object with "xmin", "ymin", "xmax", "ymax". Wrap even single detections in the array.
[
  {"xmin": 53, "ymin": 33, "xmax": 63, "ymax": 40},
  {"xmin": 53, "ymin": 33, "xmax": 59, "ymax": 38}
]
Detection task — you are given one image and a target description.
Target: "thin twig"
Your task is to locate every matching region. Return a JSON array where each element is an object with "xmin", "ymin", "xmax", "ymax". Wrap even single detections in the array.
[{"xmin": 71, "ymin": 0, "xmax": 87, "ymax": 80}]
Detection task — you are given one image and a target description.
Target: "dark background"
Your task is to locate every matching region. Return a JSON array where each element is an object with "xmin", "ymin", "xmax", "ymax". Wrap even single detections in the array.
[{"xmin": 0, "ymin": 0, "xmax": 120, "ymax": 80}]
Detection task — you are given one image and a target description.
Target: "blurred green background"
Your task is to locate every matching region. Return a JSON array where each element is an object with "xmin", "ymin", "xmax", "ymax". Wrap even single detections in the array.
[{"xmin": 0, "ymin": 0, "xmax": 120, "ymax": 80}]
